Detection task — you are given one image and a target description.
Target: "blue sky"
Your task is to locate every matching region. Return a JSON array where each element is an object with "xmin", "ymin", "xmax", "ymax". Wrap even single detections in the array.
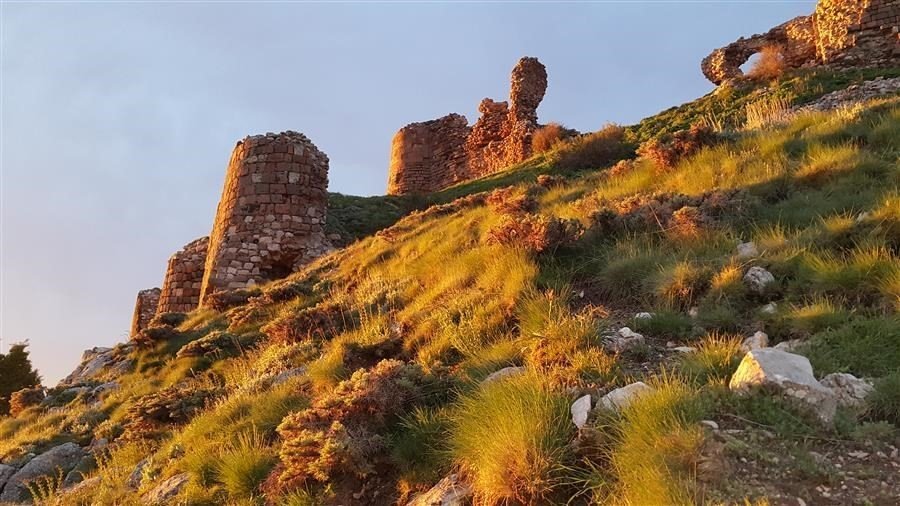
[{"xmin": 0, "ymin": 1, "xmax": 815, "ymax": 383}]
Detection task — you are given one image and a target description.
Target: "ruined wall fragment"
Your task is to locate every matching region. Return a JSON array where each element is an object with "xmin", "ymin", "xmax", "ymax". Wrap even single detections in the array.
[
  {"xmin": 157, "ymin": 236, "xmax": 209, "ymax": 314},
  {"xmin": 130, "ymin": 288, "xmax": 161, "ymax": 336}
]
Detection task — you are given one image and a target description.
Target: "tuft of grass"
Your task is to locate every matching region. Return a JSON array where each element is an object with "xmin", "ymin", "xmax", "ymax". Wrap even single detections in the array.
[
  {"xmin": 214, "ymin": 430, "xmax": 277, "ymax": 499},
  {"xmin": 450, "ymin": 373, "xmax": 573, "ymax": 504},
  {"xmin": 390, "ymin": 406, "xmax": 452, "ymax": 487},
  {"xmin": 746, "ymin": 45, "xmax": 786, "ymax": 81},
  {"xmin": 678, "ymin": 333, "xmax": 743, "ymax": 384},
  {"xmin": 785, "ymin": 297, "xmax": 850, "ymax": 335},
  {"xmin": 867, "ymin": 372, "xmax": 900, "ymax": 425},
  {"xmin": 631, "ymin": 310, "xmax": 694, "ymax": 339},
  {"xmin": 607, "ymin": 375, "xmax": 706, "ymax": 505},
  {"xmin": 745, "ymin": 94, "xmax": 793, "ymax": 130},
  {"xmin": 653, "ymin": 261, "xmax": 710, "ymax": 309}
]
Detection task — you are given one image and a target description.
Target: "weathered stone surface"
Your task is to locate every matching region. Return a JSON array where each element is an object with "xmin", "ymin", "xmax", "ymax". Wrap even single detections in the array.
[
  {"xmin": 200, "ymin": 131, "xmax": 332, "ymax": 306},
  {"xmin": 701, "ymin": 0, "xmax": 900, "ymax": 85},
  {"xmin": 407, "ymin": 473, "xmax": 473, "ymax": 506},
  {"xmin": 606, "ymin": 327, "xmax": 646, "ymax": 353},
  {"xmin": 157, "ymin": 237, "xmax": 209, "ymax": 314},
  {"xmin": 142, "ymin": 473, "xmax": 189, "ymax": 505},
  {"xmin": 0, "ymin": 464, "xmax": 16, "ymax": 495},
  {"xmin": 481, "ymin": 366, "xmax": 526, "ymax": 385},
  {"xmin": 387, "ymin": 57, "xmax": 547, "ymax": 195},
  {"xmin": 729, "ymin": 349, "xmax": 836, "ymax": 423},
  {"xmin": 741, "ymin": 331, "xmax": 769, "ymax": 352},
  {"xmin": 799, "ymin": 77, "xmax": 900, "ymax": 111},
  {"xmin": 571, "ymin": 394, "xmax": 592, "ymax": 429},
  {"xmin": 737, "ymin": 241, "xmax": 759, "ymax": 259},
  {"xmin": 130, "ymin": 288, "xmax": 161, "ymax": 336},
  {"xmin": 743, "ymin": 266, "xmax": 775, "ymax": 294},
  {"xmin": 597, "ymin": 382, "xmax": 654, "ymax": 413},
  {"xmin": 127, "ymin": 457, "xmax": 150, "ymax": 490},
  {"xmin": 773, "ymin": 339, "xmax": 803, "ymax": 352},
  {"xmin": 59, "ymin": 346, "xmax": 124, "ymax": 386},
  {"xmin": 821, "ymin": 373, "xmax": 874, "ymax": 409},
  {"xmin": 0, "ymin": 443, "xmax": 85, "ymax": 503}
]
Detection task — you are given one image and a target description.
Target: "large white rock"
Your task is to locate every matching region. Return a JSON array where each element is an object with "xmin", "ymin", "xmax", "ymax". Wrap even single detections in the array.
[
  {"xmin": 741, "ymin": 331, "xmax": 769, "ymax": 352},
  {"xmin": 481, "ymin": 366, "xmax": 525, "ymax": 385},
  {"xmin": 407, "ymin": 474, "xmax": 473, "ymax": 506},
  {"xmin": 571, "ymin": 395, "xmax": 592, "ymax": 429},
  {"xmin": 729, "ymin": 349, "xmax": 836, "ymax": 423},
  {"xmin": 820, "ymin": 373, "xmax": 874, "ymax": 409},
  {"xmin": 0, "ymin": 443, "xmax": 85, "ymax": 502},
  {"xmin": 743, "ymin": 266, "xmax": 775, "ymax": 294},
  {"xmin": 597, "ymin": 382, "xmax": 654, "ymax": 413}
]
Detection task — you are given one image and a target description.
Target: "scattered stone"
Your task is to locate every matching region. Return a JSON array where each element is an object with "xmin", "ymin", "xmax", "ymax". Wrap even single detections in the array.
[
  {"xmin": 700, "ymin": 420, "xmax": 720, "ymax": 430},
  {"xmin": 673, "ymin": 346, "xmax": 697, "ymax": 353},
  {"xmin": 760, "ymin": 302, "xmax": 778, "ymax": 315},
  {"xmin": 92, "ymin": 382, "xmax": 119, "ymax": 397},
  {"xmin": 743, "ymin": 266, "xmax": 775, "ymax": 294},
  {"xmin": 143, "ymin": 473, "xmax": 189, "ymax": 505},
  {"xmin": 597, "ymin": 382, "xmax": 654, "ymax": 413},
  {"xmin": 127, "ymin": 457, "xmax": 151, "ymax": 490},
  {"xmin": 800, "ymin": 77, "xmax": 900, "ymax": 112},
  {"xmin": 688, "ymin": 307, "xmax": 699, "ymax": 318},
  {"xmin": 737, "ymin": 241, "xmax": 759, "ymax": 259},
  {"xmin": 406, "ymin": 473, "xmax": 473, "ymax": 506},
  {"xmin": 634, "ymin": 312, "xmax": 653, "ymax": 320},
  {"xmin": 729, "ymin": 349, "xmax": 836, "ymax": 423},
  {"xmin": 848, "ymin": 451, "xmax": 870, "ymax": 459},
  {"xmin": 741, "ymin": 331, "xmax": 769, "ymax": 352},
  {"xmin": 481, "ymin": 366, "xmax": 526, "ymax": 385},
  {"xmin": 571, "ymin": 395, "xmax": 592, "ymax": 429},
  {"xmin": 821, "ymin": 373, "xmax": 874, "ymax": 409},
  {"xmin": 607, "ymin": 327, "xmax": 646, "ymax": 353},
  {"xmin": 0, "ymin": 442, "xmax": 86, "ymax": 502}
]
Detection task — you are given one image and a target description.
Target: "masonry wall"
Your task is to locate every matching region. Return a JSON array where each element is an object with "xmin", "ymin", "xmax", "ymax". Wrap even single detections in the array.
[
  {"xmin": 701, "ymin": 0, "xmax": 899, "ymax": 85},
  {"xmin": 386, "ymin": 57, "xmax": 548, "ymax": 195},
  {"xmin": 199, "ymin": 131, "xmax": 330, "ymax": 306},
  {"xmin": 130, "ymin": 288, "xmax": 160, "ymax": 336},
  {"xmin": 157, "ymin": 236, "xmax": 209, "ymax": 314}
]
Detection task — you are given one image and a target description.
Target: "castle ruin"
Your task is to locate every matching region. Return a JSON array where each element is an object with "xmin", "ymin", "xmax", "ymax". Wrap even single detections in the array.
[
  {"xmin": 701, "ymin": 0, "xmax": 899, "ymax": 85},
  {"xmin": 157, "ymin": 236, "xmax": 209, "ymax": 314},
  {"xmin": 387, "ymin": 57, "xmax": 548, "ymax": 195},
  {"xmin": 130, "ymin": 288, "xmax": 160, "ymax": 336}
]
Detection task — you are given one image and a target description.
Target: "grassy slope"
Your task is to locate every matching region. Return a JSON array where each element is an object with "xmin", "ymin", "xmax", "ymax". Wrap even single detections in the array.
[{"xmin": 2, "ymin": 69, "xmax": 900, "ymax": 505}]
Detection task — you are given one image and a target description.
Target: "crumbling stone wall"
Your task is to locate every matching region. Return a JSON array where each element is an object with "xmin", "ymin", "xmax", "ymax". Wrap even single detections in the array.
[
  {"xmin": 130, "ymin": 288, "xmax": 161, "ymax": 336},
  {"xmin": 199, "ymin": 131, "xmax": 331, "ymax": 306},
  {"xmin": 386, "ymin": 57, "xmax": 547, "ymax": 195},
  {"xmin": 701, "ymin": 0, "xmax": 899, "ymax": 85},
  {"xmin": 816, "ymin": 0, "xmax": 900, "ymax": 66},
  {"xmin": 157, "ymin": 237, "xmax": 209, "ymax": 314}
]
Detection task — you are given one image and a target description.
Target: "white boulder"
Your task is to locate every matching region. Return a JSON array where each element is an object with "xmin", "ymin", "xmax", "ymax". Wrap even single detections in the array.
[
  {"xmin": 597, "ymin": 382, "xmax": 654, "ymax": 413},
  {"xmin": 481, "ymin": 366, "xmax": 525, "ymax": 385},
  {"xmin": 743, "ymin": 266, "xmax": 775, "ymax": 294},
  {"xmin": 571, "ymin": 395, "xmax": 592, "ymax": 429},
  {"xmin": 729, "ymin": 349, "xmax": 836, "ymax": 423},
  {"xmin": 737, "ymin": 241, "xmax": 759, "ymax": 259}
]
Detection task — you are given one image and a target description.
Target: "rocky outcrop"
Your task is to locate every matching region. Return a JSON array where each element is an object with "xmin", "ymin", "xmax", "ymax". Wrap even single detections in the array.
[
  {"xmin": 799, "ymin": 76, "xmax": 900, "ymax": 111},
  {"xmin": 387, "ymin": 57, "xmax": 548, "ymax": 195},
  {"xmin": 821, "ymin": 372, "xmax": 874, "ymax": 409},
  {"xmin": 142, "ymin": 473, "xmax": 189, "ymax": 505},
  {"xmin": 0, "ymin": 442, "xmax": 85, "ymax": 503},
  {"xmin": 59, "ymin": 344, "xmax": 132, "ymax": 387},
  {"xmin": 701, "ymin": 0, "xmax": 900, "ymax": 85}
]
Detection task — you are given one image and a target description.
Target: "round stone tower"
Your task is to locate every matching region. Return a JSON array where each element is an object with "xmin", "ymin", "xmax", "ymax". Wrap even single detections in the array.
[{"xmin": 199, "ymin": 131, "xmax": 330, "ymax": 306}]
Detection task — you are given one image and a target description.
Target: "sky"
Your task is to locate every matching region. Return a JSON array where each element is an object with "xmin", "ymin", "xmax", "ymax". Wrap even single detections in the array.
[{"xmin": 0, "ymin": 0, "xmax": 815, "ymax": 384}]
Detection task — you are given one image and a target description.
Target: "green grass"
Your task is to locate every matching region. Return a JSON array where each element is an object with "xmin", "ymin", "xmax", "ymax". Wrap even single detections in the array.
[
  {"xmin": 678, "ymin": 333, "xmax": 744, "ymax": 384},
  {"xmin": 214, "ymin": 431, "xmax": 278, "ymax": 499},
  {"xmin": 450, "ymin": 373, "xmax": 573, "ymax": 504},
  {"xmin": 802, "ymin": 317, "xmax": 900, "ymax": 377}
]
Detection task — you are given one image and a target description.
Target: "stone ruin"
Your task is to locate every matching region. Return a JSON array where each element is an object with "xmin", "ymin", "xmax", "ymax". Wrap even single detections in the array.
[
  {"xmin": 387, "ymin": 57, "xmax": 548, "ymax": 195},
  {"xmin": 157, "ymin": 236, "xmax": 209, "ymax": 314},
  {"xmin": 129, "ymin": 131, "xmax": 331, "ymax": 336},
  {"xmin": 701, "ymin": 0, "xmax": 899, "ymax": 85},
  {"xmin": 130, "ymin": 288, "xmax": 160, "ymax": 336}
]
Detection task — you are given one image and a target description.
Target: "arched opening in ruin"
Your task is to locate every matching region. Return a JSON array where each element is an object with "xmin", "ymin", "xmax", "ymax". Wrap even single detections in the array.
[
  {"xmin": 258, "ymin": 254, "xmax": 296, "ymax": 283},
  {"xmin": 739, "ymin": 53, "xmax": 762, "ymax": 75}
]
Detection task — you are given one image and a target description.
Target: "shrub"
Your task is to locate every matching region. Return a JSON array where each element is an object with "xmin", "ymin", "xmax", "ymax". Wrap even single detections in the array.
[
  {"xmin": 803, "ymin": 317, "xmax": 900, "ymax": 377},
  {"xmin": 149, "ymin": 312, "xmax": 188, "ymax": 328},
  {"xmin": 549, "ymin": 124, "xmax": 632, "ymax": 171},
  {"xmin": 678, "ymin": 333, "xmax": 743, "ymax": 384},
  {"xmin": 531, "ymin": 122, "xmax": 568, "ymax": 153},
  {"xmin": 450, "ymin": 373, "xmax": 573, "ymax": 503},
  {"xmin": 637, "ymin": 123, "xmax": 719, "ymax": 172},
  {"xmin": 204, "ymin": 288, "xmax": 260, "ymax": 311},
  {"xmin": 122, "ymin": 383, "xmax": 222, "ymax": 440},
  {"xmin": 485, "ymin": 186, "xmax": 537, "ymax": 215},
  {"xmin": 653, "ymin": 261, "xmax": 710, "ymax": 309},
  {"xmin": 746, "ymin": 45, "xmax": 786, "ymax": 81},
  {"xmin": 868, "ymin": 372, "xmax": 900, "ymax": 425},
  {"xmin": 487, "ymin": 213, "xmax": 583, "ymax": 254},
  {"xmin": 261, "ymin": 302, "xmax": 349, "ymax": 344},
  {"xmin": 9, "ymin": 387, "xmax": 44, "ymax": 417},
  {"xmin": 276, "ymin": 360, "xmax": 430, "ymax": 487}
]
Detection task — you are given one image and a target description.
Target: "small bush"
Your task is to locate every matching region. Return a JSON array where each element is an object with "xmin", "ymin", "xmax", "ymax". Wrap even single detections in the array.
[
  {"xmin": 215, "ymin": 431, "xmax": 278, "ymax": 499},
  {"xmin": 532, "ymin": 122, "xmax": 569, "ymax": 153},
  {"xmin": 746, "ymin": 45, "xmax": 786, "ymax": 81},
  {"xmin": 653, "ymin": 261, "xmax": 710, "ymax": 309},
  {"xmin": 803, "ymin": 317, "xmax": 900, "ymax": 377},
  {"xmin": 9, "ymin": 387, "xmax": 44, "ymax": 417},
  {"xmin": 678, "ymin": 333, "xmax": 743, "ymax": 384},
  {"xmin": 549, "ymin": 124, "xmax": 632, "ymax": 172},
  {"xmin": 637, "ymin": 123, "xmax": 719, "ymax": 172},
  {"xmin": 450, "ymin": 373, "xmax": 573, "ymax": 504},
  {"xmin": 868, "ymin": 372, "xmax": 900, "ymax": 425},
  {"xmin": 487, "ymin": 213, "xmax": 583, "ymax": 254},
  {"xmin": 261, "ymin": 302, "xmax": 349, "ymax": 344},
  {"xmin": 485, "ymin": 186, "xmax": 537, "ymax": 215}
]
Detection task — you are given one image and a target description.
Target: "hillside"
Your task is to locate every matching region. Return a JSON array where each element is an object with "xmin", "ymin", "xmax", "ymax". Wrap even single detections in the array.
[{"xmin": 0, "ymin": 63, "xmax": 898, "ymax": 505}]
